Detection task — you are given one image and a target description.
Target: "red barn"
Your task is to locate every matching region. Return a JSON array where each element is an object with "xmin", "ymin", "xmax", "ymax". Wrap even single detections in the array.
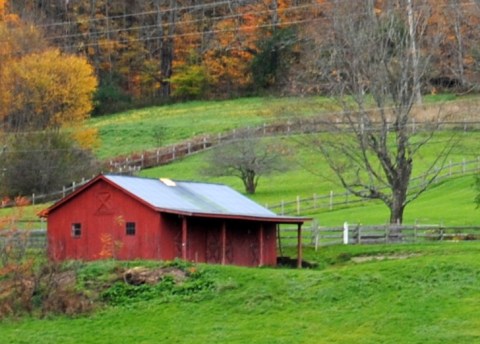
[{"xmin": 43, "ymin": 174, "xmax": 307, "ymax": 267}]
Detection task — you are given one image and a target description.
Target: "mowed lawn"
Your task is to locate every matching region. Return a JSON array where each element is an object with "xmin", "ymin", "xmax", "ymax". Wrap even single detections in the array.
[{"xmin": 2, "ymin": 243, "xmax": 480, "ymax": 343}]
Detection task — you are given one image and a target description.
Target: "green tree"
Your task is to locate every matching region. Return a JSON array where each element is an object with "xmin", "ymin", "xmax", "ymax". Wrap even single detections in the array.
[
  {"xmin": 0, "ymin": 131, "xmax": 99, "ymax": 197},
  {"xmin": 251, "ymin": 28, "xmax": 297, "ymax": 91},
  {"xmin": 170, "ymin": 64, "xmax": 210, "ymax": 100}
]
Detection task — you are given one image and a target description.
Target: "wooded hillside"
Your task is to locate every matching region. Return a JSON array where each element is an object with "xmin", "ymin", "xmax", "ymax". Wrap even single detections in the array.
[{"xmin": 3, "ymin": 0, "xmax": 480, "ymax": 114}]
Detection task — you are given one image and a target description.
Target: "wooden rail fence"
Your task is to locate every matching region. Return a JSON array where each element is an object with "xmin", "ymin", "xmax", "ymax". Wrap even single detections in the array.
[{"xmin": 279, "ymin": 223, "xmax": 480, "ymax": 248}]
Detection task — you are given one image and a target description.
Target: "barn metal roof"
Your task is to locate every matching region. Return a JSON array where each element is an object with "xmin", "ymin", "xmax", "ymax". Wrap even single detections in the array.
[{"xmin": 103, "ymin": 175, "xmax": 304, "ymax": 222}]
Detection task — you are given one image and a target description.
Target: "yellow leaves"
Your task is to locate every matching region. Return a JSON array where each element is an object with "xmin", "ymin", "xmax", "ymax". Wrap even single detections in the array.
[
  {"xmin": 71, "ymin": 128, "xmax": 100, "ymax": 150},
  {"xmin": 0, "ymin": 49, "xmax": 98, "ymax": 131}
]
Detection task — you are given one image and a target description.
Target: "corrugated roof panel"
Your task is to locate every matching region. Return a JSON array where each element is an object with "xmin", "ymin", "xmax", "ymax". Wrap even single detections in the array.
[{"xmin": 104, "ymin": 175, "xmax": 278, "ymax": 218}]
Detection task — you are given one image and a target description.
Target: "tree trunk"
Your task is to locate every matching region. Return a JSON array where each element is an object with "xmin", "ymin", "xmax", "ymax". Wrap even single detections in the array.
[
  {"xmin": 389, "ymin": 200, "xmax": 405, "ymax": 224},
  {"xmin": 244, "ymin": 174, "xmax": 256, "ymax": 194}
]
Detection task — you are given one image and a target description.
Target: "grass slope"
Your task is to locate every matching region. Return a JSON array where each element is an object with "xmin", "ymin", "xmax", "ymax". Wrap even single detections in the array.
[
  {"xmin": 139, "ymin": 139, "xmax": 480, "ymax": 226},
  {"xmin": 3, "ymin": 243, "xmax": 480, "ymax": 343},
  {"xmin": 88, "ymin": 96, "xmax": 337, "ymax": 159}
]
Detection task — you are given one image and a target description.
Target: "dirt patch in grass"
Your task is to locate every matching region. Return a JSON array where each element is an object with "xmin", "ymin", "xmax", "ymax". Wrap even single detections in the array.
[{"xmin": 351, "ymin": 253, "xmax": 421, "ymax": 263}]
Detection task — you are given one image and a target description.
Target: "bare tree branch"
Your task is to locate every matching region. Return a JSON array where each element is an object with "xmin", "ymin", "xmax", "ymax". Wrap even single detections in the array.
[{"xmin": 304, "ymin": 0, "xmax": 454, "ymax": 224}]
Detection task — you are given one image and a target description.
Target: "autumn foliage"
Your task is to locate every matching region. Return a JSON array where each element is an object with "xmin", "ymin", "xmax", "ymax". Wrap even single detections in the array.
[
  {"xmin": 1, "ymin": 0, "xmax": 477, "ymax": 110},
  {"xmin": 0, "ymin": 49, "xmax": 97, "ymax": 131}
]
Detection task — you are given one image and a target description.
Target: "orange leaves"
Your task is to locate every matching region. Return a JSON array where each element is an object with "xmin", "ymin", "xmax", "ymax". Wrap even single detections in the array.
[
  {"xmin": 98, "ymin": 233, "xmax": 115, "ymax": 259},
  {"xmin": 98, "ymin": 232, "xmax": 123, "ymax": 260},
  {"xmin": 0, "ymin": 0, "xmax": 5, "ymax": 20},
  {"xmin": 0, "ymin": 0, "xmax": 19, "ymax": 24}
]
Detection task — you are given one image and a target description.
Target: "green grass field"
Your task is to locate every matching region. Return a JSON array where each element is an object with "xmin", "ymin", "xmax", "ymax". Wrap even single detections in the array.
[
  {"xmin": 2, "ymin": 243, "xmax": 480, "ymax": 343},
  {"xmin": 2, "ymin": 95, "xmax": 480, "ymax": 343}
]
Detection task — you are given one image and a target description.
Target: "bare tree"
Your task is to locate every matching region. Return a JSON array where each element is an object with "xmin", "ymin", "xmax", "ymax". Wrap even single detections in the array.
[
  {"xmin": 307, "ymin": 1, "xmax": 453, "ymax": 224},
  {"xmin": 204, "ymin": 130, "xmax": 289, "ymax": 194}
]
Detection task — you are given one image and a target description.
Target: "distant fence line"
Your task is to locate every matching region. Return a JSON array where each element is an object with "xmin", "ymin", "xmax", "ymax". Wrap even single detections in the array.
[
  {"xmin": 266, "ymin": 157, "xmax": 480, "ymax": 216},
  {"xmin": 279, "ymin": 223, "xmax": 480, "ymax": 248},
  {"xmin": 2, "ymin": 116, "xmax": 480, "ymax": 208},
  {"xmin": 105, "ymin": 118, "xmax": 480, "ymax": 173}
]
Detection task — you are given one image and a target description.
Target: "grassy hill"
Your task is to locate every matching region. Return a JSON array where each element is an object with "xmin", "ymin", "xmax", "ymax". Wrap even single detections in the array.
[
  {"xmin": 3, "ymin": 242, "xmax": 480, "ymax": 343},
  {"xmin": 3, "ymin": 95, "xmax": 480, "ymax": 227},
  {"xmin": 87, "ymin": 94, "xmax": 480, "ymax": 226},
  {"xmin": 2, "ymin": 96, "xmax": 480, "ymax": 343}
]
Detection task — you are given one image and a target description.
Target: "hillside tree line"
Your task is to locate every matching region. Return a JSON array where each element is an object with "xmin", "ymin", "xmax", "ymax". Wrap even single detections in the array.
[{"xmin": 3, "ymin": 0, "xmax": 480, "ymax": 114}]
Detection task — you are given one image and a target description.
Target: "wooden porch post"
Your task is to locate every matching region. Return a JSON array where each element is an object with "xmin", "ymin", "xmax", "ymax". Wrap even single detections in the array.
[
  {"xmin": 182, "ymin": 216, "xmax": 188, "ymax": 260},
  {"xmin": 259, "ymin": 224, "xmax": 264, "ymax": 266},
  {"xmin": 297, "ymin": 223, "xmax": 303, "ymax": 269},
  {"xmin": 221, "ymin": 221, "xmax": 227, "ymax": 265}
]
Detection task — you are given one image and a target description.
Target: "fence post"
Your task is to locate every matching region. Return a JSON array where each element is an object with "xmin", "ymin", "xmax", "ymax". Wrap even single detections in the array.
[
  {"xmin": 313, "ymin": 193, "xmax": 317, "ymax": 209},
  {"xmin": 329, "ymin": 191, "xmax": 334, "ymax": 210},
  {"xmin": 356, "ymin": 224, "xmax": 361, "ymax": 244},
  {"xmin": 414, "ymin": 219, "xmax": 418, "ymax": 243},
  {"xmin": 188, "ymin": 142, "xmax": 192, "ymax": 154},
  {"xmin": 343, "ymin": 222, "xmax": 349, "ymax": 244},
  {"xmin": 203, "ymin": 137, "xmax": 207, "ymax": 149},
  {"xmin": 62, "ymin": 186, "xmax": 66, "ymax": 198},
  {"xmin": 141, "ymin": 154, "xmax": 144, "ymax": 168},
  {"xmin": 156, "ymin": 150, "xmax": 160, "ymax": 163},
  {"xmin": 32, "ymin": 193, "xmax": 35, "ymax": 205},
  {"xmin": 311, "ymin": 220, "xmax": 320, "ymax": 251}
]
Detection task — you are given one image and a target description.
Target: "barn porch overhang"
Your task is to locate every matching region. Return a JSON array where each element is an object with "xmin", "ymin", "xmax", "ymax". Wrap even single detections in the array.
[{"xmin": 163, "ymin": 209, "xmax": 310, "ymax": 268}]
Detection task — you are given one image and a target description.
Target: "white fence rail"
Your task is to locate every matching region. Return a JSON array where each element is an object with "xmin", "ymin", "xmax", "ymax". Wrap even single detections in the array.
[
  {"xmin": 267, "ymin": 157, "xmax": 480, "ymax": 216},
  {"xmin": 280, "ymin": 223, "xmax": 480, "ymax": 248}
]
